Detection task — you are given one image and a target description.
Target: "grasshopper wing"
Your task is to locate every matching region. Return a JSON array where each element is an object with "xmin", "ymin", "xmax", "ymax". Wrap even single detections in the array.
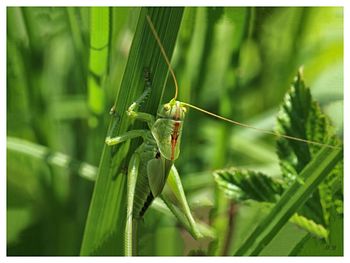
[{"xmin": 147, "ymin": 157, "xmax": 166, "ymax": 197}]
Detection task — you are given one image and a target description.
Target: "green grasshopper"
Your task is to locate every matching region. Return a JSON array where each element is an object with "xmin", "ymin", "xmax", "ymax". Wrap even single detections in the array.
[
  {"xmin": 105, "ymin": 79, "xmax": 200, "ymax": 256},
  {"xmin": 105, "ymin": 17, "xmax": 202, "ymax": 257},
  {"xmin": 105, "ymin": 14, "xmax": 339, "ymax": 256}
]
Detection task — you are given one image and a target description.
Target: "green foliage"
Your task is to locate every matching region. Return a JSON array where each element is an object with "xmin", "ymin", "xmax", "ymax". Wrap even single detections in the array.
[
  {"xmin": 289, "ymin": 214, "xmax": 328, "ymax": 240},
  {"xmin": 276, "ymin": 70, "xmax": 343, "ymax": 228},
  {"xmin": 212, "ymin": 70, "xmax": 343, "ymax": 255},
  {"xmin": 291, "ymin": 207, "xmax": 343, "ymax": 256},
  {"xmin": 7, "ymin": 7, "xmax": 343, "ymax": 256},
  {"xmin": 276, "ymin": 69, "xmax": 341, "ymax": 182},
  {"xmin": 213, "ymin": 168, "xmax": 283, "ymax": 202},
  {"xmin": 233, "ymin": 145, "xmax": 342, "ymax": 256}
]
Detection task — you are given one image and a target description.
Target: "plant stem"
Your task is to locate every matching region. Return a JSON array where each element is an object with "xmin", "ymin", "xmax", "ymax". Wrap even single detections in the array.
[{"xmin": 221, "ymin": 201, "xmax": 237, "ymax": 255}]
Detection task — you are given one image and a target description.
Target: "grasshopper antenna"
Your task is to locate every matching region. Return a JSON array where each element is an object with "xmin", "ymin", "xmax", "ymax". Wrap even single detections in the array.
[
  {"xmin": 182, "ymin": 102, "xmax": 341, "ymax": 150},
  {"xmin": 146, "ymin": 14, "xmax": 340, "ymax": 150},
  {"xmin": 146, "ymin": 15, "xmax": 179, "ymax": 101}
]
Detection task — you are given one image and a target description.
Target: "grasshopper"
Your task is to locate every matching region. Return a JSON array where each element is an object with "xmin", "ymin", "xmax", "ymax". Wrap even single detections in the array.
[
  {"xmin": 105, "ymin": 15, "xmax": 202, "ymax": 255},
  {"xmin": 105, "ymin": 14, "xmax": 339, "ymax": 256},
  {"xmin": 105, "ymin": 76, "xmax": 201, "ymax": 256}
]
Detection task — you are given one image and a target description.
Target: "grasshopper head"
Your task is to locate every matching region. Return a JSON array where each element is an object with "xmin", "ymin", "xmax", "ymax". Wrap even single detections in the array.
[{"xmin": 158, "ymin": 99, "xmax": 187, "ymax": 121}]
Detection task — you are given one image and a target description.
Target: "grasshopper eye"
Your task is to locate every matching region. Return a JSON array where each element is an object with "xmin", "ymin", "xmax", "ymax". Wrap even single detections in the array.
[
  {"xmin": 181, "ymin": 106, "xmax": 187, "ymax": 113},
  {"xmin": 164, "ymin": 104, "xmax": 171, "ymax": 111}
]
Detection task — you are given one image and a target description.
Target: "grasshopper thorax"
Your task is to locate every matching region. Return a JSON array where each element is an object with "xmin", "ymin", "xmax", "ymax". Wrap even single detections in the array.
[
  {"xmin": 151, "ymin": 99, "xmax": 186, "ymax": 161},
  {"xmin": 157, "ymin": 99, "xmax": 187, "ymax": 121}
]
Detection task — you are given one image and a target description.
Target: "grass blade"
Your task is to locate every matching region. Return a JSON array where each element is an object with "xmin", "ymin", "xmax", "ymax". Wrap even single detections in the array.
[
  {"xmin": 80, "ymin": 7, "xmax": 183, "ymax": 255},
  {"xmin": 88, "ymin": 7, "xmax": 110, "ymax": 115},
  {"xmin": 7, "ymin": 136, "xmax": 97, "ymax": 181},
  {"xmin": 234, "ymin": 145, "xmax": 342, "ymax": 256}
]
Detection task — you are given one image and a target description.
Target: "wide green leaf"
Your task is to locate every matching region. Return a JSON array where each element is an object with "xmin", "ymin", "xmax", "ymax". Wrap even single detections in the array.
[{"xmin": 80, "ymin": 7, "xmax": 184, "ymax": 255}]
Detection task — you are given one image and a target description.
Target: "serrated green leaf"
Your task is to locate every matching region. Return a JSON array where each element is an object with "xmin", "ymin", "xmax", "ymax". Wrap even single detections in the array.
[
  {"xmin": 213, "ymin": 167, "xmax": 329, "ymax": 239},
  {"xmin": 234, "ymin": 145, "xmax": 342, "ymax": 256},
  {"xmin": 290, "ymin": 213, "xmax": 328, "ymax": 239},
  {"xmin": 213, "ymin": 168, "xmax": 284, "ymax": 202},
  {"xmin": 290, "ymin": 207, "xmax": 343, "ymax": 256},
  {"xmin": 275, "ymin": 68, "xmax": 343, "ymax": 226},
  {"xmin": 275, "ymin": 68, "xmax": 342, "ymax": 181}
]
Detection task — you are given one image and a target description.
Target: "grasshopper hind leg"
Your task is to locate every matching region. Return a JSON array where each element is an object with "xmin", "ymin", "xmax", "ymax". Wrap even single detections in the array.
[{"xmin": 125, "ymin": 153, "xmax": 140, "ymax": 256}]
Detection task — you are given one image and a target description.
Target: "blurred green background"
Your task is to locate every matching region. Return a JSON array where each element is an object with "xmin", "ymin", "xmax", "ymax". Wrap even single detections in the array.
[{"xmin": 7, "ymin": 7, "xmax": 343, "ymax": 255}]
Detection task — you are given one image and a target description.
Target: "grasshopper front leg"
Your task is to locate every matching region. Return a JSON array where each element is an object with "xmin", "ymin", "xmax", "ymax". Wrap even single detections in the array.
[
  {"xmin": 105, "ymin": 130, "xmax": 148, "ymax": 146},
  {"xmin": 105, "ymin": 103, "xmax": 155, "ymax": 146}
]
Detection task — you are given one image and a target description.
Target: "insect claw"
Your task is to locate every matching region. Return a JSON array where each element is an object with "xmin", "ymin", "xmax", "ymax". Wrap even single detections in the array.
[
  {"xmin": 128, "ymin": 102, "xmax": 137, "ymax": 112},
  {"xmin": 109, "ymin": 105, "xmax": 116, "ymax": 115},
  {"xmin": 105, "ymin": 137, "xmax": 113, "ymax": 145},
  {"xmin": 127, "ymin": 109, "xmax": 137, "ymax": 119}
]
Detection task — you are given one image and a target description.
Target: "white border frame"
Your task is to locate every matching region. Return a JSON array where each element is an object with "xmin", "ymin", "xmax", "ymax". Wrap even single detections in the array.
[{"xmin": 1, "ymin": 1, "xmax": 348, "ymax": 262}]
